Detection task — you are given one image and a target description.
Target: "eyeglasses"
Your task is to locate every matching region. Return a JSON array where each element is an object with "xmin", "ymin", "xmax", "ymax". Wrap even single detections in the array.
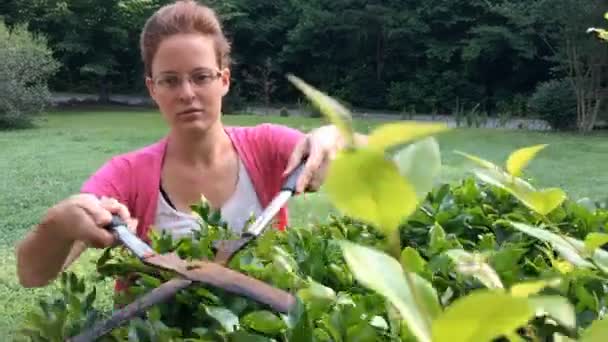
[{"xmin": 150, "ymin": 68, "xmax": 222, "ymax": 91}]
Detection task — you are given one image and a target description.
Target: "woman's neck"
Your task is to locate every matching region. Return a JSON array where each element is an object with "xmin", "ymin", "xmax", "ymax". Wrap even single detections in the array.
[{"xmin": 166, "ymin": 121, "xmax": 233, "ymax": 167}]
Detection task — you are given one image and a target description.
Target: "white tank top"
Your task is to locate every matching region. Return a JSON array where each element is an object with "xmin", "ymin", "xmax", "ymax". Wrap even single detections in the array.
[{"xmin": 153, "ymin": 158, "xmax": 263, "ymax": 240}]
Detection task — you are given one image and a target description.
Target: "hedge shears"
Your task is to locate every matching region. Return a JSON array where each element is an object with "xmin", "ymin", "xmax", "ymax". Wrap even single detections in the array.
[{"xmin": 68, "ymin": 162, "xmax": 306, "ymax": 341}]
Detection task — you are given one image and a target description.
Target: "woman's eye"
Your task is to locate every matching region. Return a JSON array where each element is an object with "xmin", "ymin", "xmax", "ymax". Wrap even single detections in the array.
[
  {"xmin": 193, "ymin": 74, "xmax": 212, "ymax": 84},
  {"xmin": 159, "ymin": 77, "xmax": 178, "ymax": 86}
]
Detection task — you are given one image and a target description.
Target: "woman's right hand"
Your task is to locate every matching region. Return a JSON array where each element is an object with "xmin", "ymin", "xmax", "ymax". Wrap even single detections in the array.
[
  {"xmin": 17, "ymin": 194, "xmax": 139, "ymax": 287},
  {"xmin": 39, "ymin": 194, "xmax": 138, "ymax": 248}
]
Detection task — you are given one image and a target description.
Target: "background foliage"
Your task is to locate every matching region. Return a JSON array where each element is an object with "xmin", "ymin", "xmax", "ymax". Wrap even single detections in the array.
[
  {"xmin": 0, "ymin": 20, "xmax": 59, "ymax": 129},
  {"xmin": 2, "ymin": 0, "xmax": 608, "ymax": 130}
]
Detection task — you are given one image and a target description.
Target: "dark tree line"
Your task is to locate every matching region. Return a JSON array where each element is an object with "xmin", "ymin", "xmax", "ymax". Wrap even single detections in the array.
[{"xmin": 2, "ymin": 0, "xmax": 608, "ymax": 130}]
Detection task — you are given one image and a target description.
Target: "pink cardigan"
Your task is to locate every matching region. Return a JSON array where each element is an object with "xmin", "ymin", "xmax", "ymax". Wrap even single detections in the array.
[{"xmin": 81, "ymin": 123, "xmax": 305, "ymax": 242}]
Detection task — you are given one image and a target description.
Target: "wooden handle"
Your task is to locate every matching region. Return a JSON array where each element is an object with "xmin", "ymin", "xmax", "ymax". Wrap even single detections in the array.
[
  {"xmin": 66, "ymin": 278, "xmax": 192, "ymax": 342},
  {"xmin": 185, "ymin": 261, "xmax": 297, "ymax": 313},
  {"xmin": 67, "ymin": 254, "xmax": 296, "ymax": 341}
]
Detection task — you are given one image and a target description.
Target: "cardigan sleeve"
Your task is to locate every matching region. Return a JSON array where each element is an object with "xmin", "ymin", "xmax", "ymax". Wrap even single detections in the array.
[
  {"xmin": 262, "ymin": 123, "xmax": 306, "ymax": 172},
  {"xmin": 80, "ymin": 156, "xmax": 133, "ymax": 209}
]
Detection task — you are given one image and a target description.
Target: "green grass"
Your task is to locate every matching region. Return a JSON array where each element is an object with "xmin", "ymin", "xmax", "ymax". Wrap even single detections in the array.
[{"xmin": 1, "ymin": 110, "xmax": 607, "ymax": 339}]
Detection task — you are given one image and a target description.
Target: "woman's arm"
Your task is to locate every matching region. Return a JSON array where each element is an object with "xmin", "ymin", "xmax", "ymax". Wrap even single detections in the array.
[
  {"xmin": 16, "ymin": 194, "xmax": 133, "ymax": 287},
  {"xmin": 16, "ymin": 155, "xmax": 136, "ymax": 287}
]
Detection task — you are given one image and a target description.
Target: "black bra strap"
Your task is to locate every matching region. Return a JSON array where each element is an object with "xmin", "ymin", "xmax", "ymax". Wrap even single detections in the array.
[{"xmin": 159, "ymin": 184, "xmax": 177, "ymax": 210}]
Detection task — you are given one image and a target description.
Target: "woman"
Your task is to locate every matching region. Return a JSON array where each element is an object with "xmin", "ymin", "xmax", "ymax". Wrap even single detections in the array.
[{"xmin": 16, "ymin": 0, "xmax": 360, "ymax": 288}]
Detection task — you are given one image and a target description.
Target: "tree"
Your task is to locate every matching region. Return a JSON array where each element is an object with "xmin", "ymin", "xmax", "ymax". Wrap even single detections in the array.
[
  {"xmin": 0, "ymin": 20, "xmax": 60, "ymax": 129},
  {"xmin": 243, "ymin": 57, "xmax": 278, "ymax": 111},
  {"xmin": 499, "ymin": 0, "xmax": 608, "ymax": 132},
  {"xmin": 6, "ymin": 0, "xmax": 163, "ymax": 100}
]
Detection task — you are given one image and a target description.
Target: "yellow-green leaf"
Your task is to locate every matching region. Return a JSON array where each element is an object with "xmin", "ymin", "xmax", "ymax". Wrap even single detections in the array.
[
  {"xmin": 454, "ymin": 150, "xmax": 499, "ymax": 170},
  {"xmin": 510, "ymin": 278, "xmax": 562, "ymax": 297},
  {"xmin": 324, "ymin": 148, "xmax": 418, "ymax": 233},
  {"xmin": 584, "ymin": 233, "xmax": 608, "ymax": 254},
  {"xmin": 431, "ymin": 290, "xmax": 534, "ymax": 342},
  {"xmin": 506, "ymin": 144, "xmax": 547, "ymax": 176},
  {"xmin": 393, "ymin": 137, "xmax": 442, "ymax": 200},
  {"xmin": 367, "ymin": 122, "xmax": 449, "ymax": 151},
  {"xmin": 528, "ymin": 296, "xmax": 576, "ymax": 330},
  {"xmin": 588, "ymin": 27, "xmax": 608, "ymax": 41},
  {"xmin": 400, "ymin": 247, "xmax": 427, "ymax": 274},
  {"xmin": 340, "ymin": 241, "xmax": 439, "ymax": 342},
  {"xmin": 519, "ymin": 188, "xmax": 567, "ymax": 216},
  {"xmin": 287, "ymin": 74, "xmax": 354, "ymax": 146},
  {"xmin": 473, "ymin": 168, "xmax": 566, "ymax": 215},
  {"xmin": 580, "ymin": 317, "xmax": 608, "ymax": 342}
]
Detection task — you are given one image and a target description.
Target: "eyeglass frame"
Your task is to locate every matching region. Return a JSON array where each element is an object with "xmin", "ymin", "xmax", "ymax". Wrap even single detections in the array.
[{"xmin": 147, "ymin": 67, "xmax": 224, "ymax": 92}]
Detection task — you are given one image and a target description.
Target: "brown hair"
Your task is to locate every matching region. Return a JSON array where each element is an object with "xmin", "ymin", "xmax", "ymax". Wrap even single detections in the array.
[{"xmin": 140, "ymin": 0, "xmax": 231, "ymax": 77}]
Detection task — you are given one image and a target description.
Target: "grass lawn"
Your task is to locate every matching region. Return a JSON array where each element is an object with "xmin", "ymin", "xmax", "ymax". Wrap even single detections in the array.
[{"xmin": 1, "ymin": 109, "xmax": 607, "ymax": 339}]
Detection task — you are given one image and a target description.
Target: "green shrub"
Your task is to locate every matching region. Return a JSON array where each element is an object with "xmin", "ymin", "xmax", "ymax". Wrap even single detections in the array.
[
  {"xmin": 19, "ymin": 77, "xmax": 608, "ymax": 342},
  {"xmin": 279, "ymin": 107, "xmax": 289, "ymax": 117},
  {"xmin": 0, "ymin": 20, "xmax": 60, "ymax": 129},
  {"xmin": 19, "ymin": 178, "xmax": 608, "ymax": 341},
  {"xmin": 528, "ymin": 78, "xmax": 577, "ymax": 131}
]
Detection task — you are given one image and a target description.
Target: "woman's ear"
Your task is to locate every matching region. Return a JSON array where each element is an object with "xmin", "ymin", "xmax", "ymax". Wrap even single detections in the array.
[
  {"xmin": 145, "ymin": 76, "xmax": 157, "ymax": 102},
  {"xmin": 220, "ymin": 68, "xmax": 231, "ymax": 96}
]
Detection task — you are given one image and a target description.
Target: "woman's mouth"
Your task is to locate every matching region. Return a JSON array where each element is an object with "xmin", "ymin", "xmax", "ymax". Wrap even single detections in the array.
[{"xmin": 177, "ymin": 108, "xmax": 203, "ymax": 118}]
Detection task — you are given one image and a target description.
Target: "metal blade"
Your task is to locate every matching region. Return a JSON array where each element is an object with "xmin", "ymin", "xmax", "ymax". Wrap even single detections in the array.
[
  {"xmin": 245, "ymin": 190, "xmax": 293, "ymax": 237},
  {"xmin": 110, "ymin": 219, "xmax": 156, "ymax": 260}
]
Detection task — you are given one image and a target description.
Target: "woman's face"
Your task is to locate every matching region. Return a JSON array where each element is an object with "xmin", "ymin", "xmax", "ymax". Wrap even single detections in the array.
[{"xmin": 146, "ymin": 33, "xmax": 230, "ymax": 133}]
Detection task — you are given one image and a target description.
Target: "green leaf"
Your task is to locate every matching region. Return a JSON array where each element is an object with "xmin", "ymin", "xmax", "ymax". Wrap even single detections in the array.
[
  {"xmin": 339, "ymin": 240, "xmax": 438, "ymax": 342},
  {"xmin": 204, "ymin": 306, "xmax": 239, "ymax": 333},
  {"xmin": 298, "ymin": 280, "xmax": 336, "ymax": 303},
  {"xmin": 393, "ymin": 137, "xmax": 442, "ymax": 200},
  {"xmin": 324, "ymin": 148, "xmax": 418, "ymax": 233},
  {"xmin": 297, "ymin": 280, "xmax": 337, "ymax": 318},
  {"xmin": 345, "ymin": 322, "xmax": 378, "ymax": 342},
  {"xmin": 505, "ymin": 144, "xmax": 547, "ymax": 177},
  {"xmin": 400, "ymin": 247, "xmax": 427, "ymax": 274},
  {"xmin": 228, "ymin": 330, "xmax": 274, "ymax": 342},
  {"xmin": 444, "ymin": 249, "xmax": 504, "ymax": 289},
  {"xmin": 287, "ymin": 74, "xmax": 354, "ymax": 146},
  {"xmin": 554, "ymin": 333, "xmax": 578, "ymax": 342},
  {"xmin": 368, "ymin": 122, "xmax": 449, "ymax": 151},
  {"xmin": 527, "ymin": 296, "xmax": 576, "ymax": 330},
  {"xmin": 509, "ymin": 278, "xmax": 562, "ymax": 297},
  {"xmin": 96, "ymin": 248, "xmax": 113, "ymax": 268},
  {"xmin": 580, "ymin": 317, "xmax": 608, "ymax": 342},
  {"xmin": 429, "ymin": 222, "xmax": 454, "ymax": 254},
  {"xmin": 431, "ymin": 290, "xmax": 534, "ymax": 342},
  {"xmin": 285, "ymin": 298, "xmax": 314, "ymax": 342},
  {"xmin": 241, "ymin": 310, "xmax": 286, "ymax": 335},
  {"xmin": 510, "ymin": 222, "xmax": 608, "ymax": 270},
  {"xmin": 584, "ymin": 233, "xmax": 608, "ymax": 254}
]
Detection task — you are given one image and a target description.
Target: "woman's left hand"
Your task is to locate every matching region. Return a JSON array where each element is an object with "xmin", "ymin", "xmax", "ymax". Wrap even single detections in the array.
[{"xmin": 282, "ymin": 125, "xmax": 346, "ymax": 194}]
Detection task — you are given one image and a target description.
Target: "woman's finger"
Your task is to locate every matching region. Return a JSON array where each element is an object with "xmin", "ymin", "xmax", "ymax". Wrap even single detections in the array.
[
  {"xmin": 283, "ymin": 137, "xmax": 309, "ymax": 177},
  {"xmin": 297, "ymin": 141, "xmax": 325, "ymax": 193},
  {"xmin": 99, "ymin": 196, "xmax": 131, "ymax": 223},
  {"xmin": 73, "ymin": 196, "xmax": 117, "ymax": 248}
]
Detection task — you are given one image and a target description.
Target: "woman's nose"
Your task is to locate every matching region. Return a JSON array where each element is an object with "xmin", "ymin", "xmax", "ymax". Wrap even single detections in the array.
[{"xmin": 177, "ymin": 79, "xmax": 196, "ymax": 102}]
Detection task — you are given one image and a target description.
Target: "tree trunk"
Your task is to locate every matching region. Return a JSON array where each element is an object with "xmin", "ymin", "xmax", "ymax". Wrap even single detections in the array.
[
  {"xmin": 98, "ymin": 78, "xmax": 110, "ymax": 104},
  {"xmin": 584, "ymin": 98, "xmax": 601, "ymax": 132},
  {"xmin": 376, "ymin": 28, "xmax": 385, "ymax": 82}
]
